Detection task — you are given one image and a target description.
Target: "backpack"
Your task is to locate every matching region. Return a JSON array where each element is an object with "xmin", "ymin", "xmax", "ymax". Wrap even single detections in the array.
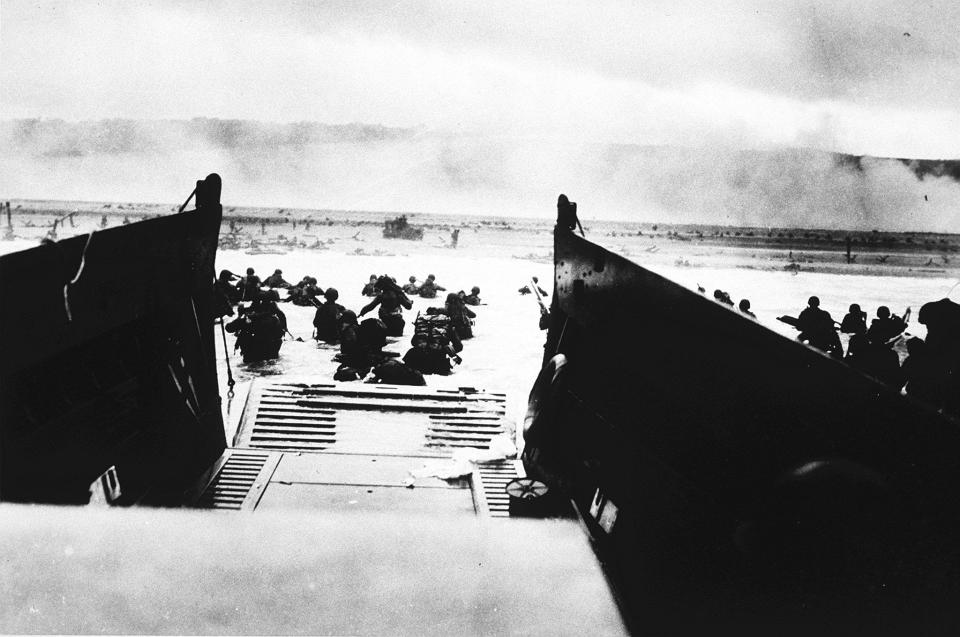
[
  {"xmin": 314, "ymin": 302, "xmax": 343, "ymax": 342},
  {"xmin": 371, "ymin": 359, "xmax": 426, "ymax": 386}
]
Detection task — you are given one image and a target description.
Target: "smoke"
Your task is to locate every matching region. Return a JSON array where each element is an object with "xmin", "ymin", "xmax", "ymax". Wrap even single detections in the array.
[
  {"xmin": 587, "ymin": 145, "xmax": 960, "ymax": 231},
  {"xmin": 1, "ymin": 118, "xmax": 958, "ymax": 232}
]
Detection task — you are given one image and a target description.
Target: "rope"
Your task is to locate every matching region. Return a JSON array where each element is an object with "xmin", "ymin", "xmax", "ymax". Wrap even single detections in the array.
[
  {"xmin": 62, "ymin": 230, "xmax": 96, "ymax": 322},
  {"xmin": 190, "ymin": 298, "xmax": 204, "ymax": 342},
  {"xmin": 189, "ymin": 297, "xmax": 214, "ymax": 371},
  {"xmin": 167, "ymin": 363, "xmax": 200, "ymax": 421},
  {"xmin": 178, "ymin": 187, "xmax": 197, "ymax": 214},
  {"xmin": 945, "ymin": 279, "xmax": 960, "ymax": 298},
  {"xmin": 219, "ymin": 317, "xmax": 236, "ymax": 397},
  {"xmin": 555, "ymin": 316, "xmax": 569, "ymax": 357}
]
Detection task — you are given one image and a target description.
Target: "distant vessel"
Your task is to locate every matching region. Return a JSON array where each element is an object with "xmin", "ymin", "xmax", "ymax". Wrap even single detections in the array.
[{"xmin": 382, "ymin": 214, "xmax": 423, "ymax": 240}]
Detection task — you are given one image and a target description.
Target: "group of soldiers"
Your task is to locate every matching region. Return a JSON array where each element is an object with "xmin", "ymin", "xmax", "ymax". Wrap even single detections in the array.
[
  {"xmin": 711, "ymin": 288, "xmax": 757, "ymax": 319},
  {"xmin": 703, "ymin": 284, "xmax": 960, "ymax": 417},
  {"xmin": 792, "ymin": 295, "xmax": 960, "ymax": 416},
  {"xmin": 214, "ymin": 265, "xmax": 483, "ymax": 385},
  {"xmin": 216, "ymin": 266, "xmax": 341, "ymax": 363},
  {"xmin": 372, "ymin": 273, "xmax": 480, "ymax": 304},
  {"xmin": 791, "ymin": 296, "xmax": 910, "ymax": 362},
  {"xmin": 216, "ymin": 269, "xmax": 289, "ymax": 363},
  {"xmin": 330, "ymin": 273, "xmax": 481, "ymax": 384}
]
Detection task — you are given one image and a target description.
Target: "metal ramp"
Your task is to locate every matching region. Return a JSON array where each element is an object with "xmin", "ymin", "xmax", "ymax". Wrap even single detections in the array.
[
  {"xmin": 194, "ymin": 449, "xmax": 279, "ymax": 510},
  {"xmin": 195, "ymin": 380, "xmax": 522, "ymax": 517},
  {"xmin": 474, "ymin": 460, "xmax": 520, "ymax": 518}
]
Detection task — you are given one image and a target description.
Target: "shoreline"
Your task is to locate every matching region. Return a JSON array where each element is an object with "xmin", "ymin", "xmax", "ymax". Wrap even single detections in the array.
[
  {"xmin": 2, "ymin": 199, "xmax": 959, "ymax": 280},
  {"xmin": 5, "ymin": 197, "xmax": 960, "ymax": 237}
]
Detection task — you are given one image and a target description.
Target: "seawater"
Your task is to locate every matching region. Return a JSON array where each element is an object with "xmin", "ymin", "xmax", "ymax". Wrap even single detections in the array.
[
  {"xmin": 2, "ymin": 218, "xmax": 955, "ymax": 443},
  {"xmin": 213, "ymin": 248, "xmax": 556, "ymax": 441},
  {"xmin": 212, "ymin": 240, "xmax": 958, "ymax": 443}
]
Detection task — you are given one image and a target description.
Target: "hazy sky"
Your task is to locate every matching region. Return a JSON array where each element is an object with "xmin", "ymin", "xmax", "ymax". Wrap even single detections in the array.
[{"xmin": 2, "ymin": 0, "xmax": 959, "ymax": 158}]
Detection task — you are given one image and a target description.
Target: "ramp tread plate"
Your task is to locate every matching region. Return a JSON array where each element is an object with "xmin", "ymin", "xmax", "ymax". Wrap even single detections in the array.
[
  {"xmin": 249, "ymin": 440, "xmax": 334, "ymax": 450},
  {"xmin": 237, "ymin": 380, "xmax": 509, "ymax": 457},
  {"xmin": 251, "ymin": 432, "xmax": 337, "ymax": 441},
  {"xmin": 472, "ymin": 460, "xmax": 523, "ymax": 518},
  {"xmin": 194, "ymin": 450, "xmax": 279, "ymax": 510},
  {"xmin": 261, "ymin": 385, "xmax": 505, "ymax": 402}
]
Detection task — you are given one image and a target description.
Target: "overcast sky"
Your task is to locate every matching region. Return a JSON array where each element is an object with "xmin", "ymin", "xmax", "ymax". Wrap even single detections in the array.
[{"xmin": 2, "ymin": 0, "xmax": 959, "ymax": 158}]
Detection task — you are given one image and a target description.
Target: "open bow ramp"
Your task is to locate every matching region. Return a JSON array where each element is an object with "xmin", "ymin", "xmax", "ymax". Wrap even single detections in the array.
[
  {"xmin": 0, "ymin": 179, "xmax": 626, "ymax": 635},
  {"xmin": 193, "ymin": 379, "xmax": 521, "ymax": 518}
]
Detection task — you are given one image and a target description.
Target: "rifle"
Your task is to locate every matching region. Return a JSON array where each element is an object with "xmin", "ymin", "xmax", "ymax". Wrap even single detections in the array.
[
  {"xmin": 530, "ymin": 278, "xmax": 548, "ymax": 313},
  {"xmin": 777, "ymin": 315, "xmax": 843, "ymax": 331},
  {"xmin": 776, "ymin": 315, "xmax": 799, "ymax": 329},
  {"xmin": 531, "ymin": 278, "xmax": 550, "ymax": 330},
  {"xmin": 885, "ymin": 307, "xmax": 912, "ymax": 346}
]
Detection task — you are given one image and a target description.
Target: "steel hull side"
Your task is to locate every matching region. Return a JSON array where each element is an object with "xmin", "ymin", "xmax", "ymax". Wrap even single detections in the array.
[
  {"xmin": 525, "ymin": 225, "xmax": 960, "ymax": 634},
  {"xmin": 0, "ymin": 175, "xmax": 226, "ymax": 505}
]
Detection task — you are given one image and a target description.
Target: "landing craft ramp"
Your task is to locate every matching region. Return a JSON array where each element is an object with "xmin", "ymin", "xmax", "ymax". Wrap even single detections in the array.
[
  {"xmin": 0, "ymin": 175, "xmax": 627, "ymax": 635},
  {"xmin": 192, "ymin": 379, "xmax": 522, "ymax": 517},
  {"xmin": 3, "ymin": 506, "xmax": 627, "ymax": 636}
]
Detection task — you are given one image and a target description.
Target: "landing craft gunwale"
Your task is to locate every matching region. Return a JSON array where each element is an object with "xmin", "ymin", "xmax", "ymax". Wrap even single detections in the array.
[
  {"xmin": 0, "ymin": 174, "xmax": 226, "ymax": 505},
  {"xmin": 525, "ymin": 204, "xmax": 960, "ymax": 634}
]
